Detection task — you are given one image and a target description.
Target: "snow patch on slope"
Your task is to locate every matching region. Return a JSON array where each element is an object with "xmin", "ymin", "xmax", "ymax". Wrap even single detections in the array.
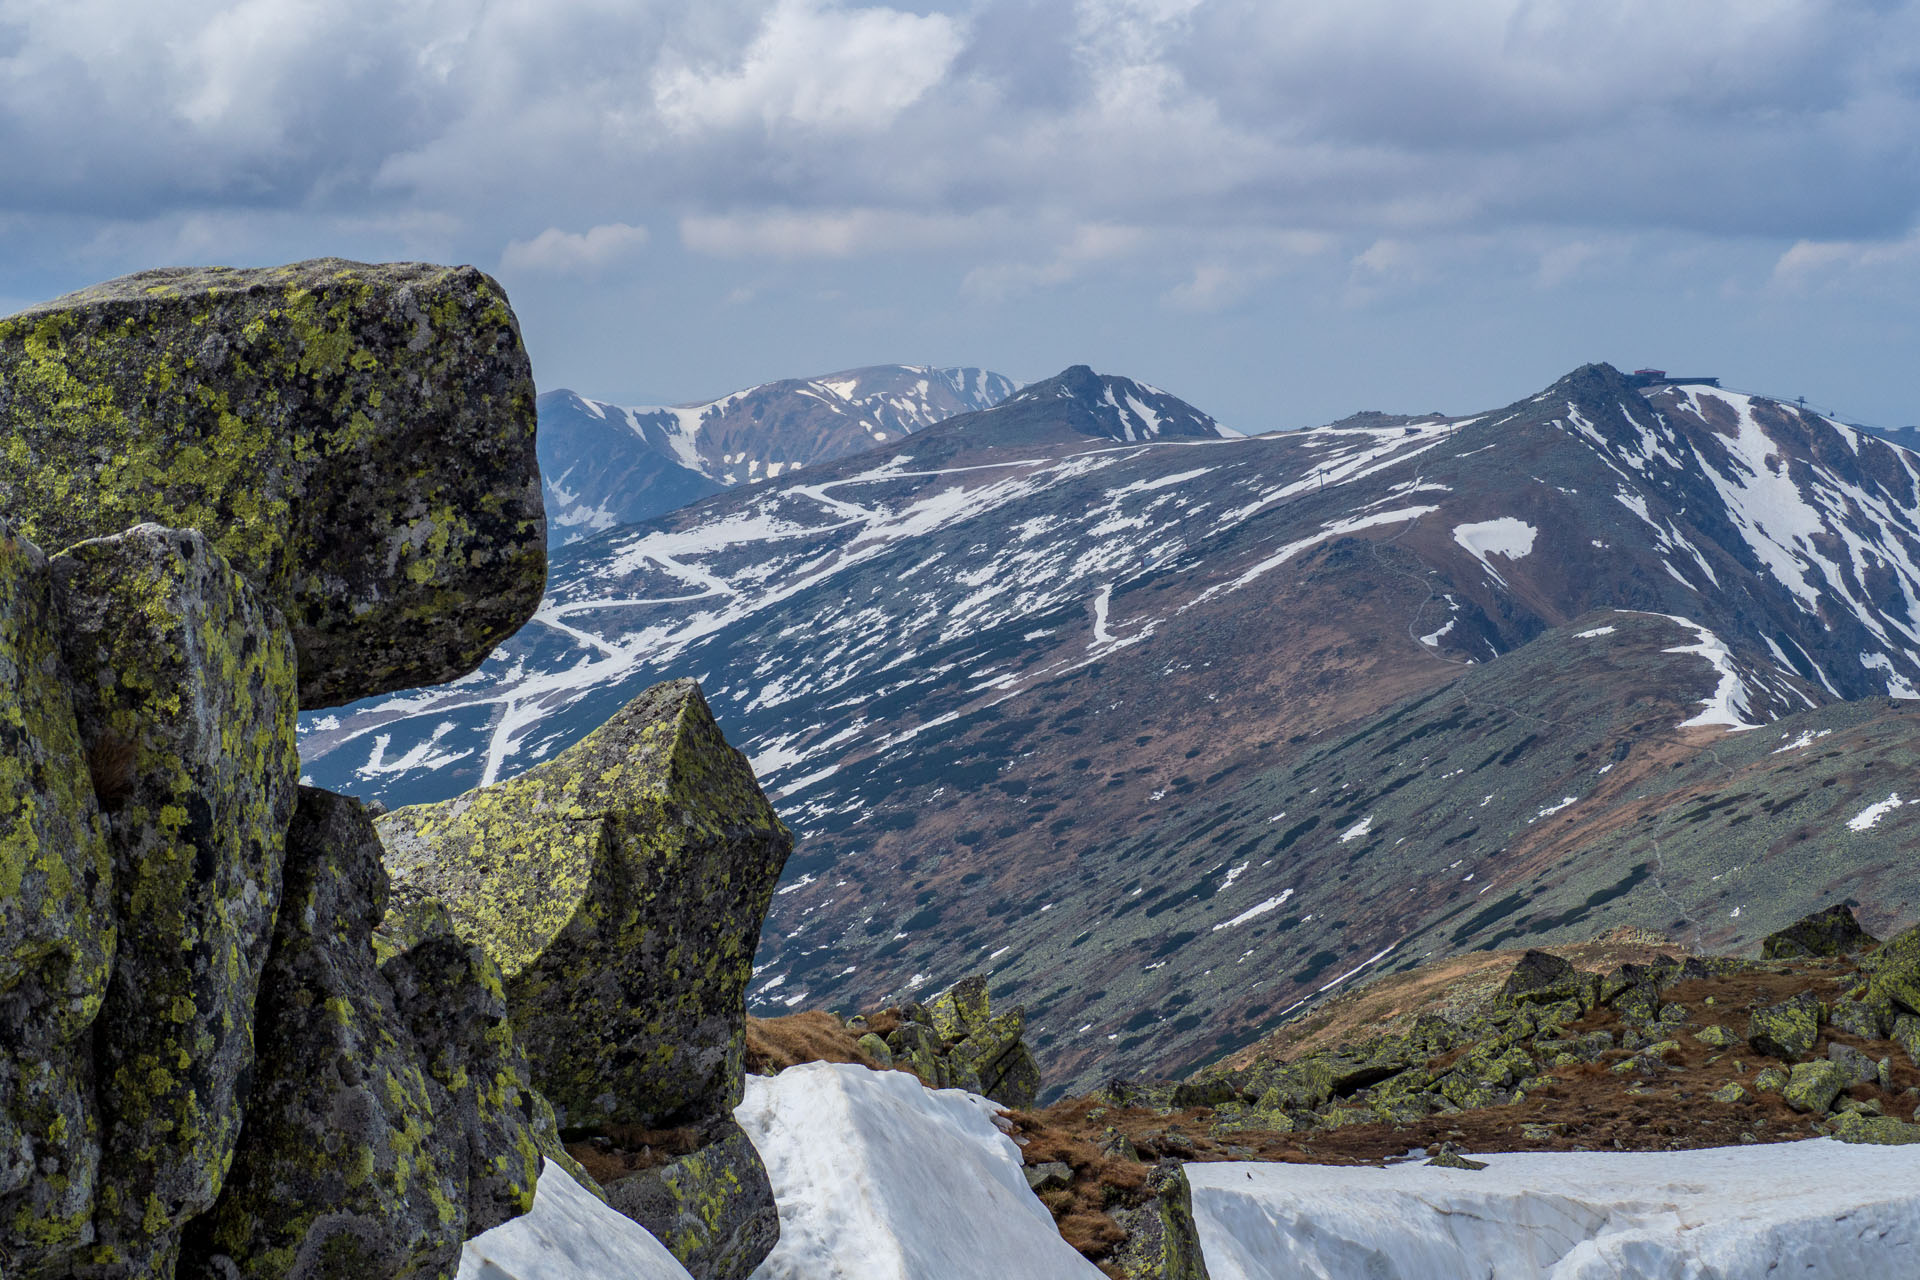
[
  {"xmin": 1657, "ymin": 615, "xmax": 1761, "ymax": 731},
  {"xmin": 738, "ymin": 1063, "xmax": 1103, "ymax": 1280},
  {"xmin": 457, "ymin": 1159, "xmax": 691, "ymax": 1279},
  {"xmin": 1452, "ymin": 517, "xmax": 1537, "ymax": 587},
  {"xmin": 1188, "ymin": 1140, "xmax": 1920, "ymax": 1280}
]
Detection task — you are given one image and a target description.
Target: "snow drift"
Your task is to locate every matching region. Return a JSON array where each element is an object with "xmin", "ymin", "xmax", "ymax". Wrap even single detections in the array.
[
  {"xmin": 1187, "ymin": 1139, "xmax": 1920, "ymax": 1279},
  {"xmin": 736, "ymin": 1061, "xmax": 1105, "ymax": 1280}
]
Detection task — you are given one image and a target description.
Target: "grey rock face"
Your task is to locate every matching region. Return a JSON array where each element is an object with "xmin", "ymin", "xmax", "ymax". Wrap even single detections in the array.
[
  {"xmin": 1105, "ymin": 1160, "xmax": 1212, "ymax": 1280},
  {"xmin": 383, "ymin": 924, "xmax": 582, "ymax": 1236},
  {"xmin": 50, "ymin": 526, "xmax": 299, "ymax": 1277},
  {"xmin": 0, "ymin": 521, "xmax": 114, "ymax": 1273},
  {"xmin": 376, "ymin": 679, "xmax": 792, "ymax": 1132},
  {"xmin": 600, "ymin": 1120, "xmax": 778, "ymax": 1280},
  {"xmin": 0, "ymin": 259, "xmax": 546, "ymax": 707},
  {"xmin": 178, "ymin": 787, "xmax": 465, "ymax": 1280}
]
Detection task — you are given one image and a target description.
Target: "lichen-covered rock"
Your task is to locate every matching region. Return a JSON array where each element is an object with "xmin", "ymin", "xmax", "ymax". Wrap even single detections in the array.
[
  {"xmin": 1746, "ymin": 992, "xmax": 1821, "ymax": 1062},
  {"xmin": 1501, "ymin": 950, "xmax": 1591, "ymax": 1007},
  {"xmin": 1828, "ymin": 991, "xmax": 1895, "ymax": 1041},
  {"xmin": 0, "ymin": 521, "xmax": 114, "ymax": 1271},
  {"xmin": 1105, "ymin": 1161, "xmax": 1211, "ymax": 1280},
  {"xmin": 376, "ymin": 679, "xmax": 791, "ymax": 1131},
  {"xmin": 1761, "ymin": 903, "xmax": 1876, "ymax": 960},
  {"xmin": 1693, "ymin": 1025, "xmax": 1740, "ymax": 1050},
  {"xmin": 178, "ymin": 787, "xmax": 465, "ymax": 1280},
  {"xmin": 884, "ymin": 1021, "xmax": 940, "ymax": 1082},
  {"xmin": 600, "ymin": 1119, "xmax": 778, "ymax": 1280},
  {"xmin": 854, "ymin": 1033, "xmax": 894, "ymax": 1069},
  {"xmin": 1710, "ymin": 1082, "xmax": 1749, "ymax": 1104},
  {"xmin": 382, "ymin": 925, "xmax": 588, "ymax": 1236},
  {"xmin": 1868, "ymin": 925, "xmax": 1920, "ymax": 1016},
  {"xmin": 1829, "ymin": 1110, "xmax": 1920, "ymax": 1145},
  {"xmin": 1782, "ymin": 1060, "xmax": 1849, "ymax": 1115},
  {"xmin": 0, "ymin": 259, "xmax": 545, "ymax": 707},
  {"xmin": 1893, "ymin": 1013, "xmax": 1920, "ymax": 1069},
  {"xmin": 48, "ymin": 525, "xmax": 298, "ymax": 1275},
  {"xmin": 1828, "ymin": 1042, "xmax": 1880, "ymax": 1087},
  {"xmin": 927, "ymin": 976, "xmax": 991, "ymax": 1042}
]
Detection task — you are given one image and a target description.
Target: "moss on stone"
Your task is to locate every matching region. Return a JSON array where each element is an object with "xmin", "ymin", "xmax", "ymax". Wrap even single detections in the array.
[
  {"xmin": 0, "ymin": 260, "xmax": 545, "ymax": 708},
  {"xmin": 600, "ymin": 1120, "xmax": 777, "ymax": 1280},
  {"xmin": 1746, "ymin": 991, "xmax": 1820, "ymax": 1062},
  {"xmin": 377, "ymin": 679, "xmax": 792, "ymax": 1131},
  {"xmin": 47, "ymin": 525, "xmax": 298, "ymax": 1273},
  {"xmin": 0, "ymin": 521, "xmax": 115, "ymax": 1276},
  {"xmin": 179, "ymin": 787, "xmax": 464, "ymax": 1279}
]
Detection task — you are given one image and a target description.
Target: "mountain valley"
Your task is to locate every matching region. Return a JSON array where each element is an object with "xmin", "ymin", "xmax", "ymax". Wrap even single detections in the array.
[{"xmin": 301, "ymin": 360, "xmax": 1920, "ymax": 1100}]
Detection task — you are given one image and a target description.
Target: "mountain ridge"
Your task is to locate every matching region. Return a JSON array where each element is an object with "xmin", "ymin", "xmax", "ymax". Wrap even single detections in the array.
[
  {"xmin": 538, "ymin": 363, "xmax": 1015, "ymax": 545},
  {"xmin": 301, "ymin": 360, "xmax": 1920, "ymax": 1097}
]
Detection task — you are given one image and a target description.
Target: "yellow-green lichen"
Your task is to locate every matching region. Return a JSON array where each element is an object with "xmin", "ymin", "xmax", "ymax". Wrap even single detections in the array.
[{"xmin": 375, "ymin": 679, "xmax": 792, "ymax": 1131}]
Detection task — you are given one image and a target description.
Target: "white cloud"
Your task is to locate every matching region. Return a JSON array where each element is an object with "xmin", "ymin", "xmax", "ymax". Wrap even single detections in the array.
[
  {"xmin": 680, "ymin": 208, "xmax": 984, "ymax": 258},
  {"xmin": 652, "ymin": 0, "xmax": 967, "ymax": 135},
  {"xmin": 501, "ymin": 223, "xmax": 651, "ymax": 274},
  {"xmin": 961, "ymin": 223, "xmax": 1148, "ymax": 300},
  {"xmin": 1773, "ymin": 231, "xmax": 1920, "ymax": 284}
]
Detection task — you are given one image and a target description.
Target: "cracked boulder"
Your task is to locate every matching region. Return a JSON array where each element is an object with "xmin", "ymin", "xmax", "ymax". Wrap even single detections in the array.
[
  {"xmin": 376, "ymin": 680, "xmax": 791, "ymax": 1132},
  {"xmin": 1105, "ymin": 1161, "xmax": 1212, "ymax": 1280},
  {"xmin": 49, "ymin": 525, "xmax": 298, "ymax": 1277},
  {"xmin": 599, "ymin": 1118, "xmax": 778, "ymax": 1280},
  {"xmin": 0, "ymin": 259, "xmax": 545, "ymax": 707},
  {"xmin": 0, "ymin": 521, "xmax": 114, "ymax": 1273},
  {"xmin": 178, "ymin": 787, "xmax": 466, "ymax": 1279}
]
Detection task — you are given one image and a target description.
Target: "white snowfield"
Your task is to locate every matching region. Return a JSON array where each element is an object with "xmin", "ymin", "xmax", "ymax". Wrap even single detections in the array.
[
  {"xmin": 737, "ymin": 1061, "xmax": 1105, "ymax": 1280},
  {"xmin": 457, "ymin": 1157, "xmax": 694, "ymax": 1280},
  {"xmin": 1186, "ymin": 1140, "xmax": 1920, "ymax": 1280}
]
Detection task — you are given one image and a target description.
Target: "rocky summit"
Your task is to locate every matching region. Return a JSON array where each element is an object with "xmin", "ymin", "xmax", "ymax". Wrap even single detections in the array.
[{"xmin": 0, "ymin": 259, "xmax": 796, "ymax": 1280}]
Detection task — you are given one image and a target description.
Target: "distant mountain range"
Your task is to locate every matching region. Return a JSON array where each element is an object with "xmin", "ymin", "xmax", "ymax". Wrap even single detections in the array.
[
  {"xmin": 303, "ymin": 361, "xmax": 1920, "ymax": 1098},
  {"xmin": 1868, "ymin": 424, "xmax": 1920, "ymax": 453},
  {"xmin": 537, "ymin": 364, "xmax": 1014, "ymax": 545}
]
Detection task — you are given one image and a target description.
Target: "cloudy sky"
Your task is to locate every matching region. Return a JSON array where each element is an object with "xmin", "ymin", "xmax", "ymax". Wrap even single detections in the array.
[{"xmin": 4, "ymin": 0, "xmax": 1917, "ymax": 429}]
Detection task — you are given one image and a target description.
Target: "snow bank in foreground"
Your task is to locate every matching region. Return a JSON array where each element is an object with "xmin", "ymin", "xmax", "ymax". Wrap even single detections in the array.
[
  {"xmin": 1188, "ymin": 1139, "xmax": 1920, "ymax": 1279},
  {"xmin": 738, "ymin": 1062, "xmax": 1104, "ymax": 1280},
  {"xmin": 457, "ymin": 1158, "xmax": 693, "ymax": 1280}
]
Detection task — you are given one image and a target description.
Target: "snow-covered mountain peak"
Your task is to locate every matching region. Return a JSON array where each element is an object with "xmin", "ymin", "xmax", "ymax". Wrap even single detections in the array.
[
  {"xmin": 980, "ymin": 365, "xmax": 1223, "ymax": 443},
  {"xmin": 535, "ymin": 364, "xmax": 1014, "ymax": 546}
]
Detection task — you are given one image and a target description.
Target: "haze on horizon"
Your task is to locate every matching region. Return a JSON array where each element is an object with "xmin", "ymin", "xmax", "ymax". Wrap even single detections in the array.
[{"xmin": 2, "ymin": 0, "xmax": 1916, "ymax": 433}]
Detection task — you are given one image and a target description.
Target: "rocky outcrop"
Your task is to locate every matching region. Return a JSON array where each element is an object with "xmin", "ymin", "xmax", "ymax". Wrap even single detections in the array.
[
  {"xmin": 0, "ymin": 520, "xmax": 115, "ymax": 1268},
  {"xmin": 0, "ymin": 259, "xmax": 546, "ymax": 707},
  {"xmin": 178, "ymin": 787, "xmax": 584, "ymax": 1277},
  {"xmin": 178, "ymin": 787, "xmax": 467, "ymax": 1277},
  {"xmin": 0, "ymin": 259, "xmax": 698, "ymax": 1279},
  {"xmin": 52, "ymin": 526, "xmax": 300, "ymax": 1276},
  {"xmin": 1103, "ymin": 1161, "xmax": 1211, "ymax": 1280},
  {"xmin": 1762, "ymin": 903, "xmax": 1877, "ymax": 959},
  {"xmin": 821, "ymin": 977, "xmax": 1043, "ymax": 1109},
  {"xmin": 376, "ymin": 679, "xmax": 791, "ymax": 1278}
]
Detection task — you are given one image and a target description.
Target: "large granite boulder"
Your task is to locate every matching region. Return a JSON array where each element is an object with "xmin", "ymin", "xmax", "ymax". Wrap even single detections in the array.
[
  {"xmin": 1105, "ymin": 1161, "xmax": 1212, "ymax": 1280},
  {"xmin": 600, "ymin": 1119, "xmax": 778, "ymax": 1280},
  {"xmin": 178, "ymin": 787, "xmax": 466, "ymax": 1279},
  {"xmin": 1762, "ymin": 904, "xmax": 1877, "ymax": 960},
  {"xmin": 0, "ymin": 259, "xmax": 545, "ymax": 707},
  {"xmin": 375, "ymin": 678, "xmax": 791, "ymax": 1131},
  {"xmin": 376, "ymin": 680, "xmax": 790, "ymax": 1278},
  {"xmin": 383, "ymin": 925, "xmax": 586, "ymax": 1238},
  {"xmin": 0, "ymin": 521, "xmax": 115, "ymax": 1271},
  {"xmin": 49, "ymin": 525, "xmax": 298, "ymax": 1276}
]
